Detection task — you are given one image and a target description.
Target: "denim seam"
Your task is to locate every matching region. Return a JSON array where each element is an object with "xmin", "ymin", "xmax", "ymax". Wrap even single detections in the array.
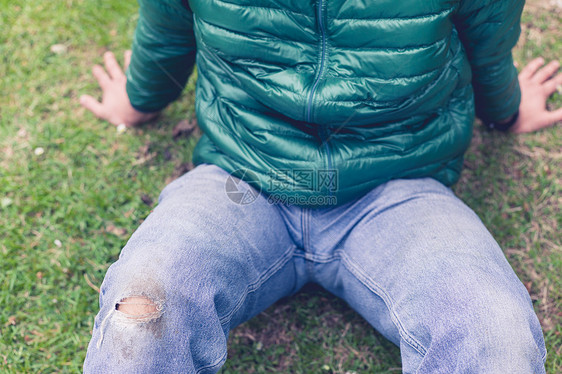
[
  {"xmin": 195, "ymin": 350, "xmax": 228, "ymax": 374},
  {"xmin": 301, "ymin": 208, "xmax": 310, "ymax": 252},
  {"xmin": 218, "ymin": 244, "xmax": 297, "ymax": 326},
  {"xmin": 294, "ymin": 250, "xmax": 342, "ymax": 263},
  {"xmin": 306, "ymin": 209, "xmax": 312, "ymax": 253},
  {"xmin": 340, "ymin": 252, "xmax": 428, "ymax": 357}
]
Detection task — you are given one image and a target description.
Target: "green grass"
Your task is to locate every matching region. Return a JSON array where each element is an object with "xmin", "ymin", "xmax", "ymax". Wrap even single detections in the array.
[{"xmin": 1, "ymin": 0, "xmax": 561, "ymax": 372}]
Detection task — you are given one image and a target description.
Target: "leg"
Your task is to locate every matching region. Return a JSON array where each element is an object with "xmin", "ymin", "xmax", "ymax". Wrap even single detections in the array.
[
  {"xmin": 310, "ymin": 178, "xmax": 547, "ymax": 373},
  {"xmin": 83, "ymin": 164, "xmax": 304, "ymax": 373}
]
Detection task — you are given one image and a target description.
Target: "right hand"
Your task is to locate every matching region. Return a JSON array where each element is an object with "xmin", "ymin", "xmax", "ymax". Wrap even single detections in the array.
[{"xmin": 80, "ymin": 50, "xmax": 158, "ymax": 127}]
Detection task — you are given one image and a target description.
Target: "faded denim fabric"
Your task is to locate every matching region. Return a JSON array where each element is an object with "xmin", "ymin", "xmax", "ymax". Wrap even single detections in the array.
[{"xmin": 84, "ymin": 164, "xmax": 546, "ymax": 373}]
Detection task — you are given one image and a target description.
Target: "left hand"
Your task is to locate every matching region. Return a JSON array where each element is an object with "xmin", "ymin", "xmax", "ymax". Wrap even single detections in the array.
[{"xmin": 510, "ymin": 57, "xmax": 562, "ymax": 133}]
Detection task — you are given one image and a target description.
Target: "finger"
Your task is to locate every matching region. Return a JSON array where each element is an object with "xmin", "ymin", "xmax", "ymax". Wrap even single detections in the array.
[
  {"xmin": 103, "ymin": 51, "xmax": 125, "ymax": 80},
  {"xmin": 124, "ymin": 50, "xmax": 132, "ymax": 71},
  {"xmin": 79, "ymin": 95, "xmax": 107, "ymax": 119},
  {"xmin": 92, "ymin": 65, "xmax": 111, "ymax": 89},
  {"xmin": 543, "ymin": 72, "xmax": 562, "ymax": 96},
  {"xmin": 545, "ymin": 107, "xmax": 562, "ymax": 126},
  {"xmin": 519, "ymin": 57, "xmax": 544, "ymax": 80},
  {"xmin": 532, "ymin": 60, "xmax": 560, "ymax": 83}
]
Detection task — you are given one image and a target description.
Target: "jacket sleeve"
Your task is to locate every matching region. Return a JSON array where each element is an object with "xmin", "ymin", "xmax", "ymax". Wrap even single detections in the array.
[
  {"xmin": 453, "ymin": 0, "xmax": 525, "ymax": 123},
  {"xmin": 126, "ymin": 0, "xmax": 196, "ymax": 113}
]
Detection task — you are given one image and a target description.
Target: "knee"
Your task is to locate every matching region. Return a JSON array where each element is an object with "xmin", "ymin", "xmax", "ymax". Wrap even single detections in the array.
[
  {"xmin": 101, "ymin": 271, "xmax": 167, "ymax": 321},
  {"xmin": 473, "ymin": 296, "xmax": 542, "ymax": 346},
  {"xmin": 409, "ymin": 290, "xmax": 546, "ymax": 373},
  {"xmin": 438, "ymin": 289, "xmax": 546, "ymax": 365},
  {"xmin": 477, "ymin": 285, "xmax": 541, "ymax": 335},
  {"xmin": 116, "ymin": 296, "xmax": 161, "ymax": 320}
]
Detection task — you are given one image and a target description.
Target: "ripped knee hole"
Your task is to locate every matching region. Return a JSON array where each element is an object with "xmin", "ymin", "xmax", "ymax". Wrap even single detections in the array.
[{"xmin": 116, "ymin": 296, "xmax": 162, "ymax": 320}]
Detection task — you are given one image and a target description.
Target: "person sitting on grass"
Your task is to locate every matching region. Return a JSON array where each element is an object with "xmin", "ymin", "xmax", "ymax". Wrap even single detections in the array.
[{"xmin": 80, "ymin": 0, "xmax": 562, "ymax": 372}]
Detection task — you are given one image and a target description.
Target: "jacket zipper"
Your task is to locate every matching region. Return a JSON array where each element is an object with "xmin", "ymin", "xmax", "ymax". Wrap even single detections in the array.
[
  {"xmin": 306, "ymin": 0, "xmax": 326, "ymax": 124},
  {"xmin": 306, "ymin": 0, "xmax": 334, "ymax": 197}
]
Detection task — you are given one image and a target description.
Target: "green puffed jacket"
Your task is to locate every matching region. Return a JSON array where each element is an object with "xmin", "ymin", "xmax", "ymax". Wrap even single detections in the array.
[{"xmin": 126, "ymin": 0, "xmax": 524, "ymax": 206}]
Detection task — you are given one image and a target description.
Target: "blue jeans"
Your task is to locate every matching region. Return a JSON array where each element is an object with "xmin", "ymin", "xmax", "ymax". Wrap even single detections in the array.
[{"xmin": 83, "ymin": 164, "xmax": 546, "ymax": 373}]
